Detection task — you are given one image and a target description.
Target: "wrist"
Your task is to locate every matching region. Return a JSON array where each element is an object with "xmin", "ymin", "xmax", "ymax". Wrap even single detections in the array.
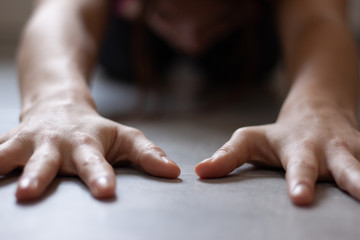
[
  {"xmin": 20, "ymin": 87, "xmax": 97, "ymax": 121},
  {"xmin": 278, "ymin": 96, "xmax": 358, "ymax": 127}
]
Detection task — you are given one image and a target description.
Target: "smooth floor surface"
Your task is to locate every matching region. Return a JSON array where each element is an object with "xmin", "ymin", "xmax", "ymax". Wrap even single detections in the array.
[{"xmin": 1, "ymin": 48, "xmax": 360, "ymax": 240}]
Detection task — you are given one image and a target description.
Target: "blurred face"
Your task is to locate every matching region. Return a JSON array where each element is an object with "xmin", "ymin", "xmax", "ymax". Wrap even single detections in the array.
[{"xmin": 146, "ymin": 0, "xmax": 247, "ymax": 56}]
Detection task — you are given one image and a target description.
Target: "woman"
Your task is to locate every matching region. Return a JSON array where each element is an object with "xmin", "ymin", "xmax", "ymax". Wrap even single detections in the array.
[
  {"xmin": 100, "ymin": 0, "xmax": 278, "ymax": 104},
  {"xmin": 0, "ymin": 0, "xmax": 359, "ymax": 205}
]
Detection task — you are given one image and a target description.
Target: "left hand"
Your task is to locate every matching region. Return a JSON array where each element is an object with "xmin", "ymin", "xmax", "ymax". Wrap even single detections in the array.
[{"xmin": 195, "ymin": 104, "xmax": 360, "ymax": 205}]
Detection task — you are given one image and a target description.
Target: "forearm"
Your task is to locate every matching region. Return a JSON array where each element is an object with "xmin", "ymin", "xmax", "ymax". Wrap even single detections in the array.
[
  {"xmin": 17, "ymin": 0, "xmax": 109, "ymax": 114},
  {"xmin": 278, "ymin": 0, "xmax": 359, "ymax": 123}
]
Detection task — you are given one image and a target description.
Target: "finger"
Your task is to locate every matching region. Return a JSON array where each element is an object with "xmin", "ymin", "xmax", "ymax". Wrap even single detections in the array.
[
  {"xmin": 16, "ymin": 144, "xmax": 60, "ymax": 201},
  {"xmin": 116, "ymin": 127, "xmax": 181, "ymax": 178},
  {"xmin": 0, "ymin": 139, "xmax": 32, "ymax": 175},
  {"xmin": 328, "ymin": 150, "xmax": 360, "ymax": 201},
  {"xmin": 195, "ymin": 127, "xmax": 275, "ymax": 178},
  {"xmin": 285, "ymin": 152, "xmax": 319, "ymax": 205},
  {"xmin": 72, "ymin": 145, "xmax": 116, "ymax": 198}
]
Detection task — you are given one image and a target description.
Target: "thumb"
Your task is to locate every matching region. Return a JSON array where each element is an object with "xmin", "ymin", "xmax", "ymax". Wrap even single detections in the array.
[{"xmin": 195, "ymin": 126, "xmax": 272, "ymax": 178}]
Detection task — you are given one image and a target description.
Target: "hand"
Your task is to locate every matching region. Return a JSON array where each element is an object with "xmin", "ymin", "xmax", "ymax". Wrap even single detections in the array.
[
  {"xmin": 195, "ymin": 103, "xmax": 360, "ymax": 205},
  {"xmin": 0, "ymin": 102, "xmax": 180, "ymax": 201}
]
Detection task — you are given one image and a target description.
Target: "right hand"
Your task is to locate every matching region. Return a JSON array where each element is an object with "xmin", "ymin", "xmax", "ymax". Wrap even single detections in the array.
[{"xmin": 0, "ymin": 102, "xmax": 180, "ymax": 201}]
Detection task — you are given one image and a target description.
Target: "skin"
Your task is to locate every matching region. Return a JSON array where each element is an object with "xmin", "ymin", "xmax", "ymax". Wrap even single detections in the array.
[
  {"xmin": 195, "ymin": 0, "xmax": 360, "ymax": 205},
  {"xmin": 0, "ymin": 0, "xmax": 180, "ymax": 201},
  {"xmin": 0, "ymin": 0, "xmax": 359, "ymax": 206}
]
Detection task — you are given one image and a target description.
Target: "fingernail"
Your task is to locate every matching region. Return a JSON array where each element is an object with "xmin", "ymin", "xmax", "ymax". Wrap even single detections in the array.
[
  {"xmin": 292, "ymin": 184, "xmax": 309, "ymax": 196},
  {"xmin": 19, "ymin": 178, "xmax": 38, "ymax": 190},
  {"xmin": 92, "ymin": 177, "xmax": 109, "ymax": 196},
  {"xmin": 19, "ymin": 178, "xmax": 31, "ymax": 189},
  {"xmin": 161, "ymin": 156, "xmax": 171, "ymax": 163},
  {"xmin": 96, "ymin": 177, "xmax": 108, "ymax": 188}
]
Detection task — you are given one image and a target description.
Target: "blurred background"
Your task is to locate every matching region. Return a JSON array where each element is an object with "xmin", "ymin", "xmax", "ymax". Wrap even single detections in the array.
[
  {"xmin": 0, "ymin": 0, "xmax": 359, "ymax": 47},
  {"xmin": 0, "ymin": 0, "xmax": 359, "ymax": 118},
  {"xmin": 0, "ymin": 0, "xmax": 32, "ymax": 47}
]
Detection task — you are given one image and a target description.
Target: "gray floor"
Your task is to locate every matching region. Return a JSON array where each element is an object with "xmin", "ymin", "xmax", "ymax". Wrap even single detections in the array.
[{"xmin": 1, "ymin": 47, "xmax": 360, "ymax": 240}]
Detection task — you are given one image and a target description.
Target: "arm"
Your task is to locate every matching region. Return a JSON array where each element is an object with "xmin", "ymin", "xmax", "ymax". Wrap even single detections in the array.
[
  {"xmin": 0, "ymin": 0, "xmax": 180, "ymax": 201},
  {"xmin": 18, "ymin": 0, "xmax": 106, "ymax": 113},
  {"xmin": 196, "ymin": 0, "xmax": 360, "ymax": 205},
  {"xmin": 278, "ymin": 0, "xmax": 358, "ymax": 122}
]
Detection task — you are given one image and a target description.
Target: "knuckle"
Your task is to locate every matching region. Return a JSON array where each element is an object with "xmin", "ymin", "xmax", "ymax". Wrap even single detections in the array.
[
  {"xmin": 13, "ymin": 129, "xmax": 34, "ymax": 144},
  {"xmin": 126, "ymin": 127, "xmax": 145, "ymax": 139},
  {"xmin": 297, "ymin": 138, "xmax": 317, "ymax": 151},
  {"xmin": 145, "ymin": 142, "xmax": 162, "ymax": 153},
  {"xmin": 81, "ymin": 158, "xmax": 95, "ymax": 168},
  {"xmin": 141, "ymin": 143, "xmax": 164, "ymax": 159},
  {"xmin": 12, "ymin": 128, "xmax": 62, "ymax": 145},
  {"xmin": 36, "ymin": 131, "xmax": 61, "ymax": 144},
  {"xmin": 71, "ymin": 134, "xmax": 96, "ymax": 146},
  {"xmin": 288, "ymin": 158, "xmax": 318, "ymax": 174},
  {"xmin": 232, "ymin": 126, "xmax": 263, "ymax": 142},
  {"xmin": 34, "ymin": 151, "xmax": 53, "ymax": 162},
  {"xmin": 216, "ymin": 146, "xmax": 233, "ymax": 156},
  {"xmin": 136, "ymin": 142, "xmax": 165, "ymax": 164},
  {"xmin": 328, "ymin": 137, "xmax": 349, "ymax": 151},
  {"xmin": 233, "ymin": 127, "xmax": 253, "ymax": 138},
  {"xmin": 302, "ymin": 161, "xmax": 318, "ymax": 173},
  {"xmin": 77, "ymin": 155, "xmax": 102, "ymax": 170},
  {"xmin": 212, "ymin": 145, "xmax": 238, "ymax": 161}
]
